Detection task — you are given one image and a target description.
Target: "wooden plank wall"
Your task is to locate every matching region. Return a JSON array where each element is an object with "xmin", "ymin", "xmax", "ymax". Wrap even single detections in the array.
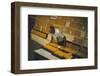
[{"xmin": 31, "ymin": 15, "xmax": 88, "ymax": 47}]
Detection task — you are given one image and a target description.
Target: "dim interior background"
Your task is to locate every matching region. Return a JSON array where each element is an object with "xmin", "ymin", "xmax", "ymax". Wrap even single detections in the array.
[{"xmin": 0, "ymin": 0, "xmax": 100, "ymax": 76}]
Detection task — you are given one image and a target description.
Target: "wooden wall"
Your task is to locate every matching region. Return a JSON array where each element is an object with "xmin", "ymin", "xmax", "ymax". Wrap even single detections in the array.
[{"xmin": 31, "ymin": 15, "xmax": 88, "ymax": 47}]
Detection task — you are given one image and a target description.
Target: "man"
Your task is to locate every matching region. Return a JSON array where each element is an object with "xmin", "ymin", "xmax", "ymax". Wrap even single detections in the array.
[{"xmin": 47, "ymin": 26, "xmax": 67, "ymax": 47}]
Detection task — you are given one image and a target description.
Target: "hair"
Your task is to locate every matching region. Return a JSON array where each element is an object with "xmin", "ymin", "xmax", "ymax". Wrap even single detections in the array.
[{"xmin": 49, "ymin": 26, "xmax": 55, "ymax": 34}]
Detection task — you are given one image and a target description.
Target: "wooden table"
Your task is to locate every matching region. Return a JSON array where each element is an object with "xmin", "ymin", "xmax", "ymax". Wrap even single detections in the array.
[{"xmin": 43, "ymin": 43, "xmax": 86, "ymax": 58}]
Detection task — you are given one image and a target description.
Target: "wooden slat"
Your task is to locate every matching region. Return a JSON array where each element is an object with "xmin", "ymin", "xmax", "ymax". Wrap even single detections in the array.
[
  {"xmin": 32, "ymin": 29, "xmax": 47, "ymax": 38},
  {"xmin": 47, "ymin": 43, "xmax": 86, "ymax": 58},
  {"xmin": 43, "ymin": 44, "xmax": 73, "ymax": 59}
]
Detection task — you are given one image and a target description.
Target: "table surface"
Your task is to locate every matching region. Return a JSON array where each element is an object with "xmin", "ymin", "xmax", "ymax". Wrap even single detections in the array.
[{"xmin": 31, "ymin": 33, "xmax": 86, "ymax": 59}]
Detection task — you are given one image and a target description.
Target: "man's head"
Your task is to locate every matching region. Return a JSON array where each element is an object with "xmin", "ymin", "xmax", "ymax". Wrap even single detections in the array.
[{"xmin": 49, "ymin": 26, "xmax": 55, "ymax": 34}]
